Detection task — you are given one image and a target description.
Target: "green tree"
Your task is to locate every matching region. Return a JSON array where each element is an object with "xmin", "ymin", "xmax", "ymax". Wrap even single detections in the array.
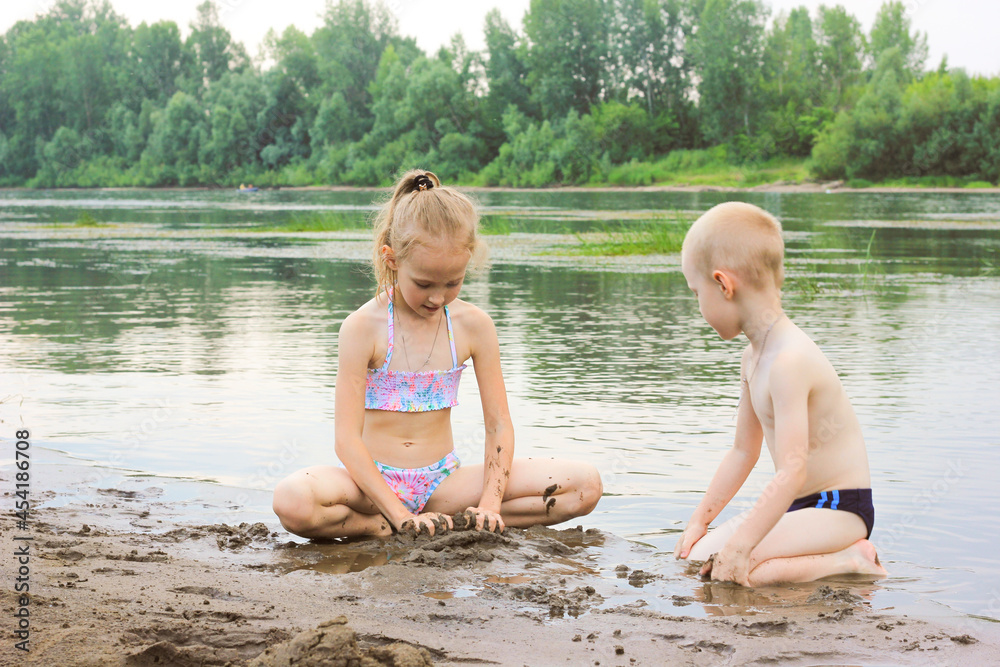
[
  {"xmin": 311, "ymin": 0, "xmax": 400, "ymax": 145},
  {"xmin": 345, "ymin": 44, "xmax": 485, "ymax": 183},
  {"xmin": 692, "ymin": 0, "xmax": 769, "ymax": 146},
  {"xmin": 609, "ymin": 0, "xmax": 692, "ymax": 118},
  {"xmin": 182, "ymin": 1, "xmax": 248, "ymax": 91},
  {"xmin": 762, "ymin": 7, "xmax": 828, "ymax": 155},
  {"xmin": 976, "ymin": 85, "xmax": 1000, "ymax": 182},
  {"xmin": 129, "ymin": 21, "xmax": 185, "ymax": 107},
  {"xmin": 480, "ymin": 10, "xmax": 534, "ymax": 155},
  {"xmin": 141, "ymin": 91, "xmax": 205, "ymax": 185},
  {"xmin": 815, "ymin": 4, "xmax": 865, "ymax": 110},
  {"xmin": 868, "ymin": 1, "xmax": 928, "ymax": 79},
  {"xmin": 523, "ymin": 0, "xmax": 611, "ymax": 118},
  {"xmin": 812, "ymin": 48, "xmax": 906, "ymax": 180}
]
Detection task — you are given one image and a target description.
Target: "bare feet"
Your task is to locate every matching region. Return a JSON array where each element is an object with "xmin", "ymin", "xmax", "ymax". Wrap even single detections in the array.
[
  {"xmin": 845, "ymin": 539, "xmax": 888, "ymax": 578},
  {"xmin": 699, "ymin": 553, "xmax": 716, "ymax": 578}
]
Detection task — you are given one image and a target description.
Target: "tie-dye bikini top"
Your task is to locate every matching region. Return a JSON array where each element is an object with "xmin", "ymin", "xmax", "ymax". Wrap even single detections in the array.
[{"xmin": 365, "ymin": 290, "xmax": 466, "ymax": 412}]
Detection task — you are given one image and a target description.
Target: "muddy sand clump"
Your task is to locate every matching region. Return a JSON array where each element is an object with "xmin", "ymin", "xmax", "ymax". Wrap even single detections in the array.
[
  {"xmin": 385, "ymin": 516, "xmax": 587, "ymax": 568},
  {"xmin": 249, "ymin": 616, "xmax": 432, "ymax": 667}
]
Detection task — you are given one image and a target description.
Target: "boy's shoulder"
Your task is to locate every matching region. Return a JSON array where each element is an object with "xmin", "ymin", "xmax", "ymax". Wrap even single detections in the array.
[{"xmin": 766, "ymin": 322, "xmax": 837, "ymax": 390}]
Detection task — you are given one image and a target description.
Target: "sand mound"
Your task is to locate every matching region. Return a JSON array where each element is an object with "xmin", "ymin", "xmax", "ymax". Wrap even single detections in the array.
[{"xmin": 248, "ymin": 616, "xmax": 433, "ymax": 667}]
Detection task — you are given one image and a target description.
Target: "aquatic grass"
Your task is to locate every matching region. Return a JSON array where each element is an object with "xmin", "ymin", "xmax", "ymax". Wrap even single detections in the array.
[
  {"xmin": 254, "ymin": 211, "xmax": 368, "ymax": 233},
  {"xmin": 42, "ymin": 212, "xmax": 111, "ymax": 228},
  {"xmin": 75, "ymin": 212, "xmax": 107, "ymax": 227},
  {"xmin": 480, "ymin": 215, "xmax": 573, "ymax": 235},
  {"xmin": 480, "ymin": 215, "xmax": 514, "ymax": 235},
  {"xmin": 561, "ymin": 218, "xmax": 689, "ymax": 256}
]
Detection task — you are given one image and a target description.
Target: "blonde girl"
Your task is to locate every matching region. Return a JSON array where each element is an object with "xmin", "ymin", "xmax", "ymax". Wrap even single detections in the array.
[{"xmin": 273, "ymin": 170, "xmax": 602, "ymax": 537}]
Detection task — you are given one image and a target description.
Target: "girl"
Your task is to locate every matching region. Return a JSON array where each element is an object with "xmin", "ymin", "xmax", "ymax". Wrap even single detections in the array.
[{"xmin": 273, "ymin": 170, "xmax": 603, "ymax": 538}]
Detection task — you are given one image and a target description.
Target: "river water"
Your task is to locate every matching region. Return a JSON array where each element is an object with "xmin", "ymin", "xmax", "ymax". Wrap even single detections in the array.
[{"xmin": 1, "ymin": 187, "xmax": 998, "ymax": 623}]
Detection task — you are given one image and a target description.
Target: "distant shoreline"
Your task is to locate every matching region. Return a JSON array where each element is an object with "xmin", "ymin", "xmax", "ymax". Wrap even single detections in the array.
[{"xmin": 3, "ymin": 182, "xmax": 1000, "ymax": 194}]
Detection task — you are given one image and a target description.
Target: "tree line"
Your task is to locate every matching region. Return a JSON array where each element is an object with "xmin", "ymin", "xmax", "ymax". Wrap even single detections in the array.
[{"xmin": 0, "ymin": 0, "xmax": 997, "ymax": 188}]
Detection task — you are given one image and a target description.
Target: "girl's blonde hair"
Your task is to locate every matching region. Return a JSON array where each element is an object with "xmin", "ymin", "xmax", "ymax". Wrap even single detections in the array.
[{"xmin": 371, "ymin": 169, "xmax": 486, "ymax": 296}]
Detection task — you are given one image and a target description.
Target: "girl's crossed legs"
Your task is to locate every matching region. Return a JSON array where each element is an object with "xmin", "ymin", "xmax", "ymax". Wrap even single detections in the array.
[
  {"xmin": 273, "ymin": 457, "xmax": 602, "ymax": 540},
  {"xmin": 687, "ymin": 508, "xmax": 887, "ymax": 586}
]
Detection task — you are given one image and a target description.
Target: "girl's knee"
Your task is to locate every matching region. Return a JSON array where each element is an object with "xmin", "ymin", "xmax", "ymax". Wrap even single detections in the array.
[
  {"xmin": 559, "ymin": 464, "xmax": 603, "ymax": 519},
  {"xmin": 578, "ymin": 464, "xmax": 603, "ymax": 513},
  {"xmin": 272, "ymin": 475, "xmax": 317, "ymax": 536}
]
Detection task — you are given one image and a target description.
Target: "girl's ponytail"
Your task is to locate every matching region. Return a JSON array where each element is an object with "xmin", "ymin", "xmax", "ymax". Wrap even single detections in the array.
[{"xmin": 370, "ymin": 169, "xmax": 483, "ymax": 297}]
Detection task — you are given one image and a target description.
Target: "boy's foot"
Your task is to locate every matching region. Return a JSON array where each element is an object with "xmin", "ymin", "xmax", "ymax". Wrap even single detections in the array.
[{"xmin": 845, "ymin": 539, "xmax": 888, "ymax": 577}]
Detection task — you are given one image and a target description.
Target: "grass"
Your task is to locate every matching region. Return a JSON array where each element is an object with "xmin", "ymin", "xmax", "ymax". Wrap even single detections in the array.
[
  {"xmin": 74, "ymin": 212, "xmax": 107, "ymax": 227},
  {"xmin": 253, "ymin": 211, "xmax": 368, "ymax": 233},
  {"xmin": 561, "ymin": 218, "xmax": 690, "ymax": 256},
  {"xmin": 858, "ymin": 229, "xmax": 884, "ymax": 294},
  {"xmin": 852, "ymin": 175, "xmax": 998, "ymax": 189},
  {"xmin": 605, "ymin": 149, "xmax": 812, "ymax": 188}
]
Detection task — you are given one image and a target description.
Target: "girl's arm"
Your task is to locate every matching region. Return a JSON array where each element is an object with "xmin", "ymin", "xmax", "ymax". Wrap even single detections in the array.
[
  {"xmin": 675, "ymin": 347, "xmax": 764, "ymax": 558},
  {"xmin": 334, "ymin": 311, "xmax": 423, "ymax": 531},
  {"xmin": 466, "ymin": 307, "xmax": 513, "ymax": 532}
]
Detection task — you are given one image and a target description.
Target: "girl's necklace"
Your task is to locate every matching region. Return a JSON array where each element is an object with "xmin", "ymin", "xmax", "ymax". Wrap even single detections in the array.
[{"xmin": 395, "ymin": 304, "xmax": 443, "ymax": 371}]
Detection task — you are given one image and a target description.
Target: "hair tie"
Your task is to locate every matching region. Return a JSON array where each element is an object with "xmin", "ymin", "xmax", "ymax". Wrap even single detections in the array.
[{"xmin": 414, "ymin": 174, "xmax": 433, "ymax": 191}]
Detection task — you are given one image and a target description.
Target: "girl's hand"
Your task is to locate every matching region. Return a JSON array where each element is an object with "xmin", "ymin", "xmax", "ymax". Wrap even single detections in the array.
[
  {"xmin": 674, "ymin": 522, "xmax": 707, "ymax": 560},
  {"xmin": 398, "ymin": 512, "xmax": 454, "ymax": 537},
  {"xmin": 700, "ymin": 546, "xmax": 751, "ymax": 586},
  {"xmin": 462, "ymin": 507, "xmax": 505, "ymax": 533}
]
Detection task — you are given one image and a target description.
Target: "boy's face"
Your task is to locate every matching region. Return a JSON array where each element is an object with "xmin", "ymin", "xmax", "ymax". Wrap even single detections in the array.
[{"xmin": 681, "ymin": 251, "xmax": 741, "ymax": 340}]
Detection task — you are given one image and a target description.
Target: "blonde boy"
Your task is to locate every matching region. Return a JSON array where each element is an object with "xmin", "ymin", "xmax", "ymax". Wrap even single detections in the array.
[{"xmin": 674, "ymin": 202, "xmax": 887, "ymax": 586}]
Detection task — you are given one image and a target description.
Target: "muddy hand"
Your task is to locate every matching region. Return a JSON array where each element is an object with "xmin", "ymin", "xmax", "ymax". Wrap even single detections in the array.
[
  {"xmin": 400, "ymin": 512, "xmax": 454, "ymax": 537},
  {"xmin": 463, "ymin": 507, "xmax": 505, "ymax": 533}
]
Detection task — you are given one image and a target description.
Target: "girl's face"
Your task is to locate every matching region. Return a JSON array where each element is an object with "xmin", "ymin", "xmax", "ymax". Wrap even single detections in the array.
[{"xmin": 385, "ymin": 240, "xmax": 470, "ymax": 318}]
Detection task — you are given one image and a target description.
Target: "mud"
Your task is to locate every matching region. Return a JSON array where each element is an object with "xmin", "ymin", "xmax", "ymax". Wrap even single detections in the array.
[
  {"xmin": 248, "ymin": 617, "xmax": 433, "ymax": 667},
  {"xmin": 5, "ymin": 461, "xmax": 1000, "ymax": 666}
]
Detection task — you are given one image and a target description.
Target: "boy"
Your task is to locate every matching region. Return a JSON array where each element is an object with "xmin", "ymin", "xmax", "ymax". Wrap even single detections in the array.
[{"xmin": 674, "ymin": 202, "xmax": 887, "ymax": 586}]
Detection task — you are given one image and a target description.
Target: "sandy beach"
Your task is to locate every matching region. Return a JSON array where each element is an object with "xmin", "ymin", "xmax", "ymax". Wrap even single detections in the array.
[{"xmin": 3, "ymin": 459, "xmax": 998, "ymax": 667}]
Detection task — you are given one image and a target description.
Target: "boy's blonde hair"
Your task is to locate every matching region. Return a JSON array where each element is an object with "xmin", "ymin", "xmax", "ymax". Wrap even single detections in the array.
[
  {"xmin": 682, "ymin": 202, "xmax": 785, "ymax": 288},
  {"xmin": 370, "ymin": 169, "xmax": 486, "ymax": 296}
]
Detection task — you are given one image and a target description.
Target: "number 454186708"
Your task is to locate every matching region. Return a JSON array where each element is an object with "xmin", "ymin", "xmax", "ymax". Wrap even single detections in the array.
[{"xmin": 14, "ymin": 429, "xmax": 30, "ymax": 523}]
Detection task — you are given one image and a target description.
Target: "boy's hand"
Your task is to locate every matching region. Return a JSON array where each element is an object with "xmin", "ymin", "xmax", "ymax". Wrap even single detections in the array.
[
  {"xmin": 674, "ymin": 522, "xmax": 707, "ymax": 559},
  {"xmin": 701, "ymin": 546, "xmax": 751, "ymax": 586}
]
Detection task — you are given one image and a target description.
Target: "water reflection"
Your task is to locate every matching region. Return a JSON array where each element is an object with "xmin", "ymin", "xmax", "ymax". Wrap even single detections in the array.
[{"xmin": 1, "ymin": 189, "xmax": 999, "ymax": 621}]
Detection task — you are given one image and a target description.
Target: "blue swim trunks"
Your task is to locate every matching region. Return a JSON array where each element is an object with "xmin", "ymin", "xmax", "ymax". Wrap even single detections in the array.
[{"xmin": 787, "ymin": 488, "xmax": 875, "ymax": 539}]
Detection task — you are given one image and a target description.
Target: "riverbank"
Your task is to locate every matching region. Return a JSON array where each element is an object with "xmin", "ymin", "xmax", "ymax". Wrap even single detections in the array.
[
  {"xmin": 3, "ymin": 457, "xmax": 998, "ymax": 666},
  {"xmin": 3, "ymin": 180, "xmax": 1000, "ymax": 195}
]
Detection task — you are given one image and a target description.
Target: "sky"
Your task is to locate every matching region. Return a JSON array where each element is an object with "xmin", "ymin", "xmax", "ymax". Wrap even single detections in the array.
[{"xmin": 2, "ymin": 0, "xmax": 998, "ymax": 76}]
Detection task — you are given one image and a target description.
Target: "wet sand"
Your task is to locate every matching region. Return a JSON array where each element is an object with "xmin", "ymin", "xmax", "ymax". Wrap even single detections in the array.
[{"xmin": 3, "ymin": 463, "xmax": 998, "ymax": 666}]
